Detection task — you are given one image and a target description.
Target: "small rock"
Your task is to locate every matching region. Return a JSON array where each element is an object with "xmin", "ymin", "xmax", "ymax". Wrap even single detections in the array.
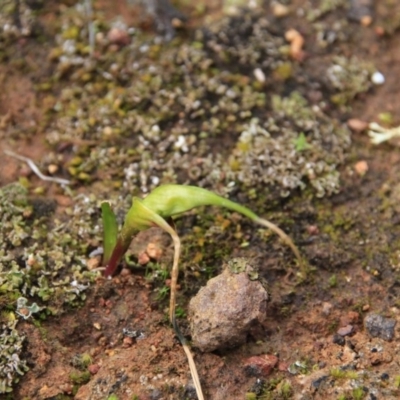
[
  {"xmin": 244, "ymin": 354, "xmax": 278, "ymax": 377},
  {"xmin": 354, "ymin": 160, "xmax": 368, "ymax": 176},
  {"xmin": 107, "ymin": 27, "xmax": 130, "ymax": 46},
  {"xmin": 88, "ymin": 364, "xmax": 100, "ymax": 375},
  {"xmin": 364, "ymin": 314, "xmax": 396, "ymax": 341},
  {"xmin": 340, "ymin": 311, "xmax": 359, "ymax": 326},
  {"xmin": 138, "ymin": 251, "xmax": 150, "ymax": 265},
  {"xmin": 122, "ymin": 336, "xmax": 133, "ymax": 348},
  {"xmin": 337, "ymin": 324, "xmax": 354, "ymax": 337},
  {"xmin": 285, "ymin": 29, "xmax": 305, "ymax": 61},
  {"xmin": 311, "ymin": 374, "xmax": 329, "ymax": 389},
  {"xmin": 271, "ymin": 2, "xmax": 290, "ymax": 18},
  {"xmin": 87, "ymin": 256, "xmax": 100, "ymax": 270},
  {"xmin": 189, "ymin": 263, "xmax": 268, "ymax": 352},
  {"xmin": 48, "ymin": 164, "xmax": 59, "ymax": 174},
  {"xmin": 347, "ymin": 118, "xmax": 368, "ymax": 132},
  {"xmin": 146, "ymin": 242, "xmax": 163, "ymax": 260},
  {"xmin": 371, "ymin": 71, "xmax": 385, "ymax": 85},
  {"xmin": 332, "ymin": 333, "xmax": 345, "ymax": 346}
]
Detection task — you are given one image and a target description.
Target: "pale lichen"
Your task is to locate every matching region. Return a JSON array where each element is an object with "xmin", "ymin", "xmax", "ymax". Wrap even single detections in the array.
[{"xmin": 0, "ymin": 183, "xmax": 100, "ymax": 392}]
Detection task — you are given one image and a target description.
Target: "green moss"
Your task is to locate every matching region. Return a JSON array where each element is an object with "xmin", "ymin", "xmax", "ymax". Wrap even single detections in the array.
[
  {"xmin": 351, "ymin": 387, "xmax": 365, "ymax": 400},
  {"xmin": 69, "ymin": 370, "xmax": 91, "ymax": 385},
  {"xmin": 330, "ymin": 368, "xmax": 358, "ymax": 380}
]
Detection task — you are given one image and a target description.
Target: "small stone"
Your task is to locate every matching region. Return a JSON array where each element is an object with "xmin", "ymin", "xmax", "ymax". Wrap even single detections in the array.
[
  {"xmin": 271, "ymin": 2, "xmax": 290, "ymax": 18},
  {"xmin": 138, "ymin": 251, "xmax": 150, "ymax": 265},
  {"xmin": 285, "ymin": 29, "xmax": 305, "ymax": 61},
  {"xmin": 337, "ymin": 324, "xmax": 354, "ymax": 337},
  {"xmin": 244, "ymin": 354, "xmax": 278, "ymax": 377},
  {"xmin": 253, "ymin": 68, "xmax": 266, "ymax": 83},
  {"xmin": 93, "ymin": 322, "xmax": 101, "ymax": 330},
  {"xmin": 371, "ymin": 71, "xmax": 385, "ymax": 85},
  {"xmin": 122, "ymin": 336, "xmax": 133, "ymax": 348},
  {"xmin": 146, "ymin": 242, "xmax": 163, "ymax": 260},
  {"xmin": 103, "ymin": 126, "xmax": 113, "ymax": 136},
  {"xmin": 189, "ymin": 264, "xmax": 268, "ymax": 352},
  {"xmin": 48, "ymin": 164, "xmax": 59, "ymax": 174},
  {"xmin": 88, "ymin": 364, "xmax": 100, "ymax": 374},
  {"xmin": 87, "ymin": 257, "xmax": 100, "ymax": 270},
  {"xmin": 107, "ymin": 27, "xmax": 130, "ymax": 46},
  {"xmin": 340, "ymin": 311, "xmax": 359, "ymax": 326},
  {"xmin": 347, "ymin": 118, "xmax": 368, "ymax": 132},
  {"xmin": 354, "ymin": 160, "xmax": 368, "ymax": 176},
  {"xmin": 364, "ymin": 314, "xmax": 396, "ymax": 341},
  {"xmin": 307, "ymin": 225, "xmax": 319, "ymax": 236},
  {"xmin": 332, "ymin": 333, "xmax": 345, "ymax": 346},
  {"xmin": 311, "ymin": 375, "xmax": 329, "ymax": 389},
  {"xmin": 380, "ymin": 372, "xmax": 389, "ymax": 380}
]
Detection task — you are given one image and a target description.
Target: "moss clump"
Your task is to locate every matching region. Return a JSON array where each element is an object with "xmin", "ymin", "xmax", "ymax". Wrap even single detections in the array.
[
  {"xmin": 327, "ymin": 56, "xmax": 375, "ymax": 106},
  {"xmin": 69, "ymin": 370, "xmax": 91, "ymax": 385}
]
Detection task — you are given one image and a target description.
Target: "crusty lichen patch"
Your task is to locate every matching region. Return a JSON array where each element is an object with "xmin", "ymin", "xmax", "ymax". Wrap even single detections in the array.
[
  {"xmin": 39, "ymin": 5, "xmax": 358, "ymax": 199},
  {"xmin": 0, "ymin": 183, "xmax": 100, "ymax": 392}
]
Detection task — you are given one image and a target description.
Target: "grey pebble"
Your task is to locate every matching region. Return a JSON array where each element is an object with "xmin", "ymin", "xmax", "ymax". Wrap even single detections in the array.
[{"xmin": 364, "ymin": 314, "xmax": 396, "ymax": 341}]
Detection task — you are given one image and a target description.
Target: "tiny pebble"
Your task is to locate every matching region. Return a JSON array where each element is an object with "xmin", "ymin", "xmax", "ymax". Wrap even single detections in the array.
[
  {"xmin": 332, "ymin": 333, "xmax": 345, "ymax": 346},
  {"xmin": 244, "ymin": 354, "xmax": 279, "ymax": 377},
  {"xmin": 87, "ymin": 257, "xmax": 100, "ymax": 270},
  {"xmin": 371, "ymin": 71, "xmax": 385, "ymax": 85},
  {"xmin": 93, "ymin": 322, "xmax": 101, "ymax": 330},
  {"xmin": 380, "ymin": 372, "xmax": 389, "ymax": 380},
  {"xmin": 48, "ymin": 164, "xmax": 59, "ymax": 174},
  {"xmin": 146, "ymin": 242, "xmax": 163, "ymax": 260},
  {"xmin": 88, "ymin": 364, "xmax": 100, "ymax": 374},
  {"xmin": 354, "ymin": 160, "xmax": 368, "ymax": 176},
  {"xmin": 138, "ymin": 251, "xmax": 150, "ymax": 265},
  {"xmin": 122, "ymin": 336, "xmax": 133, "ymax": 348},
  {"xmin": 347, "ymin": 118, "xmax": 368, "ymax": 132},
  {"xmin": 337, "ymin": 324, "xmax": 354, "ymax": 337},
  {"xmin": 271, "ymin": 2, "xmax": 290, "ymax": 18},
  {"xmin": 253, "ymin": 68, "xmax": 266, "ymax": 83}
]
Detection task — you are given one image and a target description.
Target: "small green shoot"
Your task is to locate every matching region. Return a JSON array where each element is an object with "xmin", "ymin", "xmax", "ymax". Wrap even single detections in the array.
[
  {"xmin": 101, "ymin": 202, "xmax": 118, "ymax": 265},
  {"xmin": 293, "ymin": 132, "xmax": 312, "ymax": 152},
  {"xmin": 328, "ymin": 274, "xmax": 338, "ymax": 288},
  {"xmin": 101, "ymin": 184, "xmax": 304, "ymax": 400},
  {"xmin": 352, "ymin": 387, "xmax": 365, "ymax": 400}
]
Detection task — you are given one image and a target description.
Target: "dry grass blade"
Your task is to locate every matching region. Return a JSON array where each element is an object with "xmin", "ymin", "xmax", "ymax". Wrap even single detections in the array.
[
  {"xmin": 167, "ymin": 228, "xmax": 205, "ymax": 400},
  {"xmin": 4, "ymin": 149, "xmax": 70, "ymax": 186}
]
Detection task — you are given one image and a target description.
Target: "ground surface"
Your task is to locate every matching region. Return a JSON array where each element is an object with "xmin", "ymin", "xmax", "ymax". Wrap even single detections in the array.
[{"xmin": 1, "ymin": 1, "xmax": 400, "ymax": 399}]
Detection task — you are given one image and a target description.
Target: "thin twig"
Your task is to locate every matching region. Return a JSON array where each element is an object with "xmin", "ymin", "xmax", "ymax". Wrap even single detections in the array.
[{"xmin": 4, "ymin": 149, "xmax": 70, "ymax": 186}]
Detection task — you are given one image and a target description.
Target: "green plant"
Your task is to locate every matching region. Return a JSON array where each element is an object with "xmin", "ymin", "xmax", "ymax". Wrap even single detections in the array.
[
  {"xmin": 101, "ymin": 184, "xmax": 303, "ymax": 400},
  {"xmin": 352, "ymin": 387, "xmax": 365, "ymax": 400}
]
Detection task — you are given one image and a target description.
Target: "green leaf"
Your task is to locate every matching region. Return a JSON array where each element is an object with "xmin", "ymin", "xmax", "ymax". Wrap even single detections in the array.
[
  {"xmin": 101, "ymin": 202, "xmax": 118, "ymax": 265},
  {"xmin": 293, "ymin": 132, "xmax": 312, "ymax": 152}
]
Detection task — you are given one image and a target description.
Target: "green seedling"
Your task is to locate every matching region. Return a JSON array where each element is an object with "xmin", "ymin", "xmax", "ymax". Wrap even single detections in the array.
[{"xmin": 101, "ymin": 184, "xmax": 303, "ymax": 400}]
